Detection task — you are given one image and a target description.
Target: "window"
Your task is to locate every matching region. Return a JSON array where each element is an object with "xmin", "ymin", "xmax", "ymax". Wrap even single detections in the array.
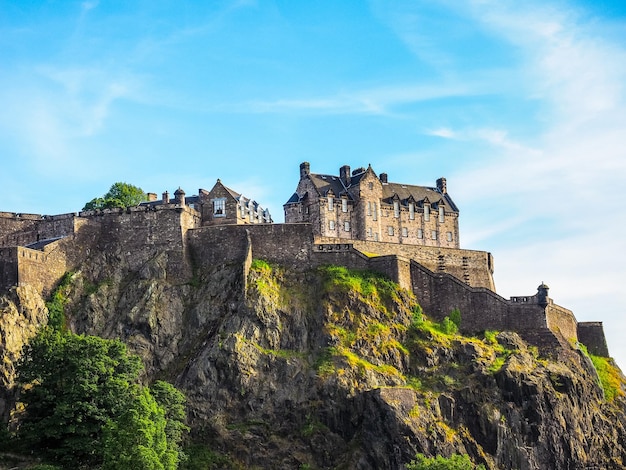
[
  {"xmin": 409, "ymin": 203, "xmax": 415, "ymax": 220},
  {"xmin": 344, "ymin": 221, "xmax": 350, "ymax": 232},
  {"xmin": 367, "ymin": 201, "xmax": 372, "ymax": 216},
  {"xmin": 367, "ymin": 227, "xmax": 372, "ymax": 237},
  {"xmin": 329, "ymin": 220, "xmax": 335, "ymax": 230},
  {"xmin": 387, "ymin": 226, "xmax": 394, "ymax": 236},
  {"xmin": 439, "ymin": 207, "xmax": 445, "ymax": 223},
  {"xmin": 446, "ymin": 231, "xmax": 453, "ymax": 242},
  {"xmin": 417, "ymin": 229, "xmax": 423, "ymax": 239},
  {"xmin": 328, "ymin": 196, "xmax": 334, "ymax": 211},
  {"xmin": 342, "ymin": 198, "xmax": 348, "ymax": 212},
  {"xmin": 213, "ymin": 198, "xmax": 226, "ymax": 217},
  {"xmin": 374, "ymin": 233, "xmax": 379, "ymax": 241},
  {"xmin": 393, "ymin": 200, "xmax": 400, "ymax": 218},
  {"xmin": 240, "ymin": 202, "xmax": 246, "ymax": 218},
  {"xmin": 424, "ymin": 205, "xmax": 430, "ymax": 221},
  {"xmin": 373, "ymin": 203, "xmax": 378, "ymax": 221},
  {"xmin": 368, "ymin": 182, "xmax": 374, "ymax": 190},
  {"xmin": 402, "ymin": 227, "xmax": 408, "ymax": 237},
  {"xmin": 431, "ymin": 230, "xmax": 438, "ymax": 240}
]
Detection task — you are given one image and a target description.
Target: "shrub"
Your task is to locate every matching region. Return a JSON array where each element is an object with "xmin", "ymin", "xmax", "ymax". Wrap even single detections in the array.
[
  {"xmin": 407, "ymin": 453, "xmax": 485, "ymax": 469},
  {"xmin": 449, "ymin": 308, "xmax": 461, "ymax": 328}
]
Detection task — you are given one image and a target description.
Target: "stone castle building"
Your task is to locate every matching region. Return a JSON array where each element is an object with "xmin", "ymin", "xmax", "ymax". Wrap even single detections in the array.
[
  {"xmin": 143, "ymin": 179, "xmax": 273, "ymax": 226},
  {"xmin": 285, "ymin": 162, "xmax": 459, "ymax": 248},
  {"xmin": 0, "ymin": 165, "xmax": 610, "ymax": 358}
]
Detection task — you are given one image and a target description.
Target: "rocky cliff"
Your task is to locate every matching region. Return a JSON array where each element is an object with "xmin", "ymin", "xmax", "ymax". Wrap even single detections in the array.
[{"xmin": 1, "ymin": 244, "xmax": 626, "ymax": 469}]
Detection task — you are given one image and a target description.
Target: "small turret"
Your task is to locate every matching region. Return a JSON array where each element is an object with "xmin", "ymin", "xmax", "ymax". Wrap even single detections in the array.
[
  {"xmin": 162, "ymin": 191, "xmax": 170, "ymax": 204},
  {"xmin": 174, "ymin": 187, "xmax": 186, "ymax": 206},
  {"xmin": 537, "ymin": 282, "xmax": 549, "ymax": 308}
]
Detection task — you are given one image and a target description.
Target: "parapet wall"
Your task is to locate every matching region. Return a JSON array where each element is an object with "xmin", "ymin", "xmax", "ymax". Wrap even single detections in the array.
[
  {"xmin": 319, "ymin": 237, "xmax": 495, "ymax": 290},
  {"xmin": 409, "ymin": 260, "xmax": 590, "ymax": 352},
  {"xmin": 0, "ymin": 212, "xmax": 77, "ymax": 248},
  {"xmin": 577, "ymin": 322, "xmax": 609, "ymax": 357}
]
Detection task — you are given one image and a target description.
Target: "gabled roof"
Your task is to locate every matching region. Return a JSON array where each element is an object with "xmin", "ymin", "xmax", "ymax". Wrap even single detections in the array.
[
  {"xmin": 381, "ymin": 183, "xmax": 458, "ymax": 213},
  {"xmin": 307, "ymin": 174, "xmax": 354, "ymax": 199}
]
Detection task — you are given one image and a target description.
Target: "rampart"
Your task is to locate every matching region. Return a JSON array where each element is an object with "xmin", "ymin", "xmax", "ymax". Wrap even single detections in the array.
[
  {"xmin": 317, "ymin": 237, "xmax": 495, "ymax": 290},
  {"xmin": 0, "ymin": 212, "xmax": 78, "ymax": 248},
  {"xmin": 0, "ymin": 210, "xmax": 610, "ymax": 357}
]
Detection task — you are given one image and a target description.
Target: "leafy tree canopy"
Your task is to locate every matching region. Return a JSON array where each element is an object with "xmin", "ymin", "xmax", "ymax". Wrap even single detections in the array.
[
  {"xmin": 407, "ymin": 453, "xmax": 486, "ymax": 470},
  {"xmin": 16, "ymin": 328, "xmax": 187, "ymax": 469},
  {"xmin": 83, "ymin": 182, "xmax": 147, "ymax": 211}
]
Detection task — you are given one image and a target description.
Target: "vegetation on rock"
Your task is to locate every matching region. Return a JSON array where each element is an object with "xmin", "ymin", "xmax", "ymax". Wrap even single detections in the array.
[{"xmin": 12, "ymin": 328, "xmax": 187, "ymax": 469}]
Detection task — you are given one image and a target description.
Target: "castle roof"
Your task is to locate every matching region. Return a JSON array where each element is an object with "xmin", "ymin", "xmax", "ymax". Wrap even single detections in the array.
[
  {"xmin": 381, "ymin": 183, "xmax": 459, "ymax": 212},
  {"xmin": 289, "ymin": 165, "xmax": 458, "ymax": 212}
]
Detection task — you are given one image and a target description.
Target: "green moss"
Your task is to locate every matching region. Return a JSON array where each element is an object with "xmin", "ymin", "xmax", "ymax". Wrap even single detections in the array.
[
  {"xmin": 46, "ymin": 272, "xmax": 75, "ymax": 331},
  {"xmin": 182, "ymin": 444, "xmax": 238, "ymax": 470},
  {"xmin": 590, "ymin": 354, "xmax": 625, "ymax": 402}
]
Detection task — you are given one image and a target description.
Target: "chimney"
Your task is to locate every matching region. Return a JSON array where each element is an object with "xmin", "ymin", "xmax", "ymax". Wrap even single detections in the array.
[
  {"xmin": 162, "ymin": 191, "xmax": 170, "ymax": 204},
  {"xmin": 300, "ymin": 162, "xmax": 310, "ymax": 179},
  {"xmin": 380, "ymin": 173, "xmax": 388, "ymax": 183},
  {"xmin": 147, "ymin": 192, "xmax": 157, "ymax": 202},
  {"xmin": 340, "ymin": 165, "xmax": 351, "ymax": 186},
  {"xmin": 437, "ymin": 177, "xmax": 447, "ymax": 194}
]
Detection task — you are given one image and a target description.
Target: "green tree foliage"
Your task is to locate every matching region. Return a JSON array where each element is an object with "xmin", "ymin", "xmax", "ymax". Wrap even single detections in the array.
[
  {"xmin": 449, "ymin": 308, "xmax": 461, "ymax": 328},
  {"xmin": 151, "ymin": 380, "xmax": 190, "ymax": 466},
  {"xmin": 16, "ymin": 329, "xmax": 187, "ymax": 468},
  {"xmin": 83, "ymin": 182, "xmax": 147, "ymax": 211},
  {"xmin": 102, "ymin": 387, "xmax": 171, "ymax": 470},
  {"xmin": 407, "ymin": 453, "xmax": 485, "ymax": 470}
]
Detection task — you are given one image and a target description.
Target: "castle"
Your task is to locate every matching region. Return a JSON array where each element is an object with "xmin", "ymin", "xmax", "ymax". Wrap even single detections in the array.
[{"xmin": 0, "ymin": 162, "xmax": 609, "ymax": 357}]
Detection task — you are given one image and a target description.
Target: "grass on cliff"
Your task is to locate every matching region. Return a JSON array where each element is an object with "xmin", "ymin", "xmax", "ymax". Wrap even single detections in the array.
[
  {"xmin": 576, "ymin": 343, "xmax": 626, "ymax": 402},
  {"xmin": 45, "ymin": 272, "xmax": 75, "ymax": 331},
  {"xmin": 318, "ymin": 265, "xmax": 401, "ymax": 309}
]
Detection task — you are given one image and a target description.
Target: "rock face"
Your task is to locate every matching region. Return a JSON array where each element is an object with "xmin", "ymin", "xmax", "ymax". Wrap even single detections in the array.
[{"xmin": 1, "ymin": 248, "xmax": 626, "ymax": 469}]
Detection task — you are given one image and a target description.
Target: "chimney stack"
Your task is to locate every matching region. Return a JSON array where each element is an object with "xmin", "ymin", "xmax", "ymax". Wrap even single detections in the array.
[
  {"xmin": 437, "ymin": 177, "xmax": 447, "ymax": 194},
  {"xmin": 340, "ymin": 165, "xmax": 351, "ymax": 186},
  {"xmin": 162, "ymin": 191, "xmax": 170, "ymax": 204},
  {"xmin": 300, "ymin": 162, "xmax": 311, "ymax": 179},
  {"xmin": 380, "ymin": 173, "xmax": 388, "ymax": 183},
  {"xmin": 147, "ymin": 193, "xmax": 157, "ymax": 202}
]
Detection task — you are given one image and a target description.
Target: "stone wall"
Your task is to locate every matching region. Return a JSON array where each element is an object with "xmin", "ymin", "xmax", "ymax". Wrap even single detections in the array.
[
  {"xmin": 0, "ymin": 248, "xmax": 18, "ymax": 293},
  {"xmin": 577, "ymin": 322, "xmax": 609, "ymax": 357},
  {"xmin": 0, "ymin": 212, "xmax": 77, "ymax": 248},
  {"xmin": 321, "ymin": 238, "xmax": 495, "ymax": 290},
  {"xmin": 409, "ymin": 260, "xmax": 585, "ymax": 350}
]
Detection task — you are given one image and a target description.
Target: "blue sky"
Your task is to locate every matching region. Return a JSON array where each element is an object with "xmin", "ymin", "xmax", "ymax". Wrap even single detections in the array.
[{"xmin": 2, "ymin": 0, "xmax": 626, "ymax": 367}]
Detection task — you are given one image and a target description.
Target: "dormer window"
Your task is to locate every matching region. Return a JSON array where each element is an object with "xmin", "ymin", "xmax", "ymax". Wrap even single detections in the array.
[
  {"xmin": 409, "ymin": 202, "xmax": 415, "ymax": 220},
  {"xmin": 424, "ymin": 204, "xmax": 430, "ymax": 222},
  {"xmin": 393, "ymin": 200, "xmax": 400, "ymax": 218},
  {"xmin": 328, "ymin": 195, "xmax": 334, "ymax": 211},
  {"xmin": 439, "ymin": 206, "xmax": 445, "ymax": 223},
  {"xmin": 213, "ymin": 198, "xmax": 226, "ymax": 217},
  {"xmin": 342, "ymin": 198, "xmax": 348, "ymax": 213}
]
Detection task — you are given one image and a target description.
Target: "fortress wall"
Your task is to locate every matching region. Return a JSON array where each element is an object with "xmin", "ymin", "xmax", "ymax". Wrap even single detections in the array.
[
  {"xmin": 322, "ymin": 238, "xmax": 496, "ymax": 290},
  {"xmin": 410, "ymin": 261, "xmax": 551, "ymax": 335},
  {"xmin": 189, "ymin": 223, "xmax": 316, "ymax": 271},
  {"xmin": 577, "ymin": 322, "xmax": 609, "ymax": 357},
  {"xmin": 545, "ymin": 303, "xmax": 578, "ymax": 343},
  {"xmin": 0, "ymin": 212, "xmax": 78, "ymax": 248},
  {"xmin": 0, "ymin": 248, "xmax": 18, "ymax": 293},
  {"xmin": 368, "ymin": 256, "xmax": 412, "ymax": 291},
  {"xmin": 17, "ymin": 247, "xmax": 65, "ymax": 296}
]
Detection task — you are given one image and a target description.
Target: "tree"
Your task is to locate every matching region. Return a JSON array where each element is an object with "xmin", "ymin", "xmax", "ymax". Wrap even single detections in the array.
[
  {"xmin": 83, "ymin": 182, "xmax": 146, "ymax": 211},
  {"xmin": 16, "ymin": 328, "xmax": 187, "ymax": 468}
]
